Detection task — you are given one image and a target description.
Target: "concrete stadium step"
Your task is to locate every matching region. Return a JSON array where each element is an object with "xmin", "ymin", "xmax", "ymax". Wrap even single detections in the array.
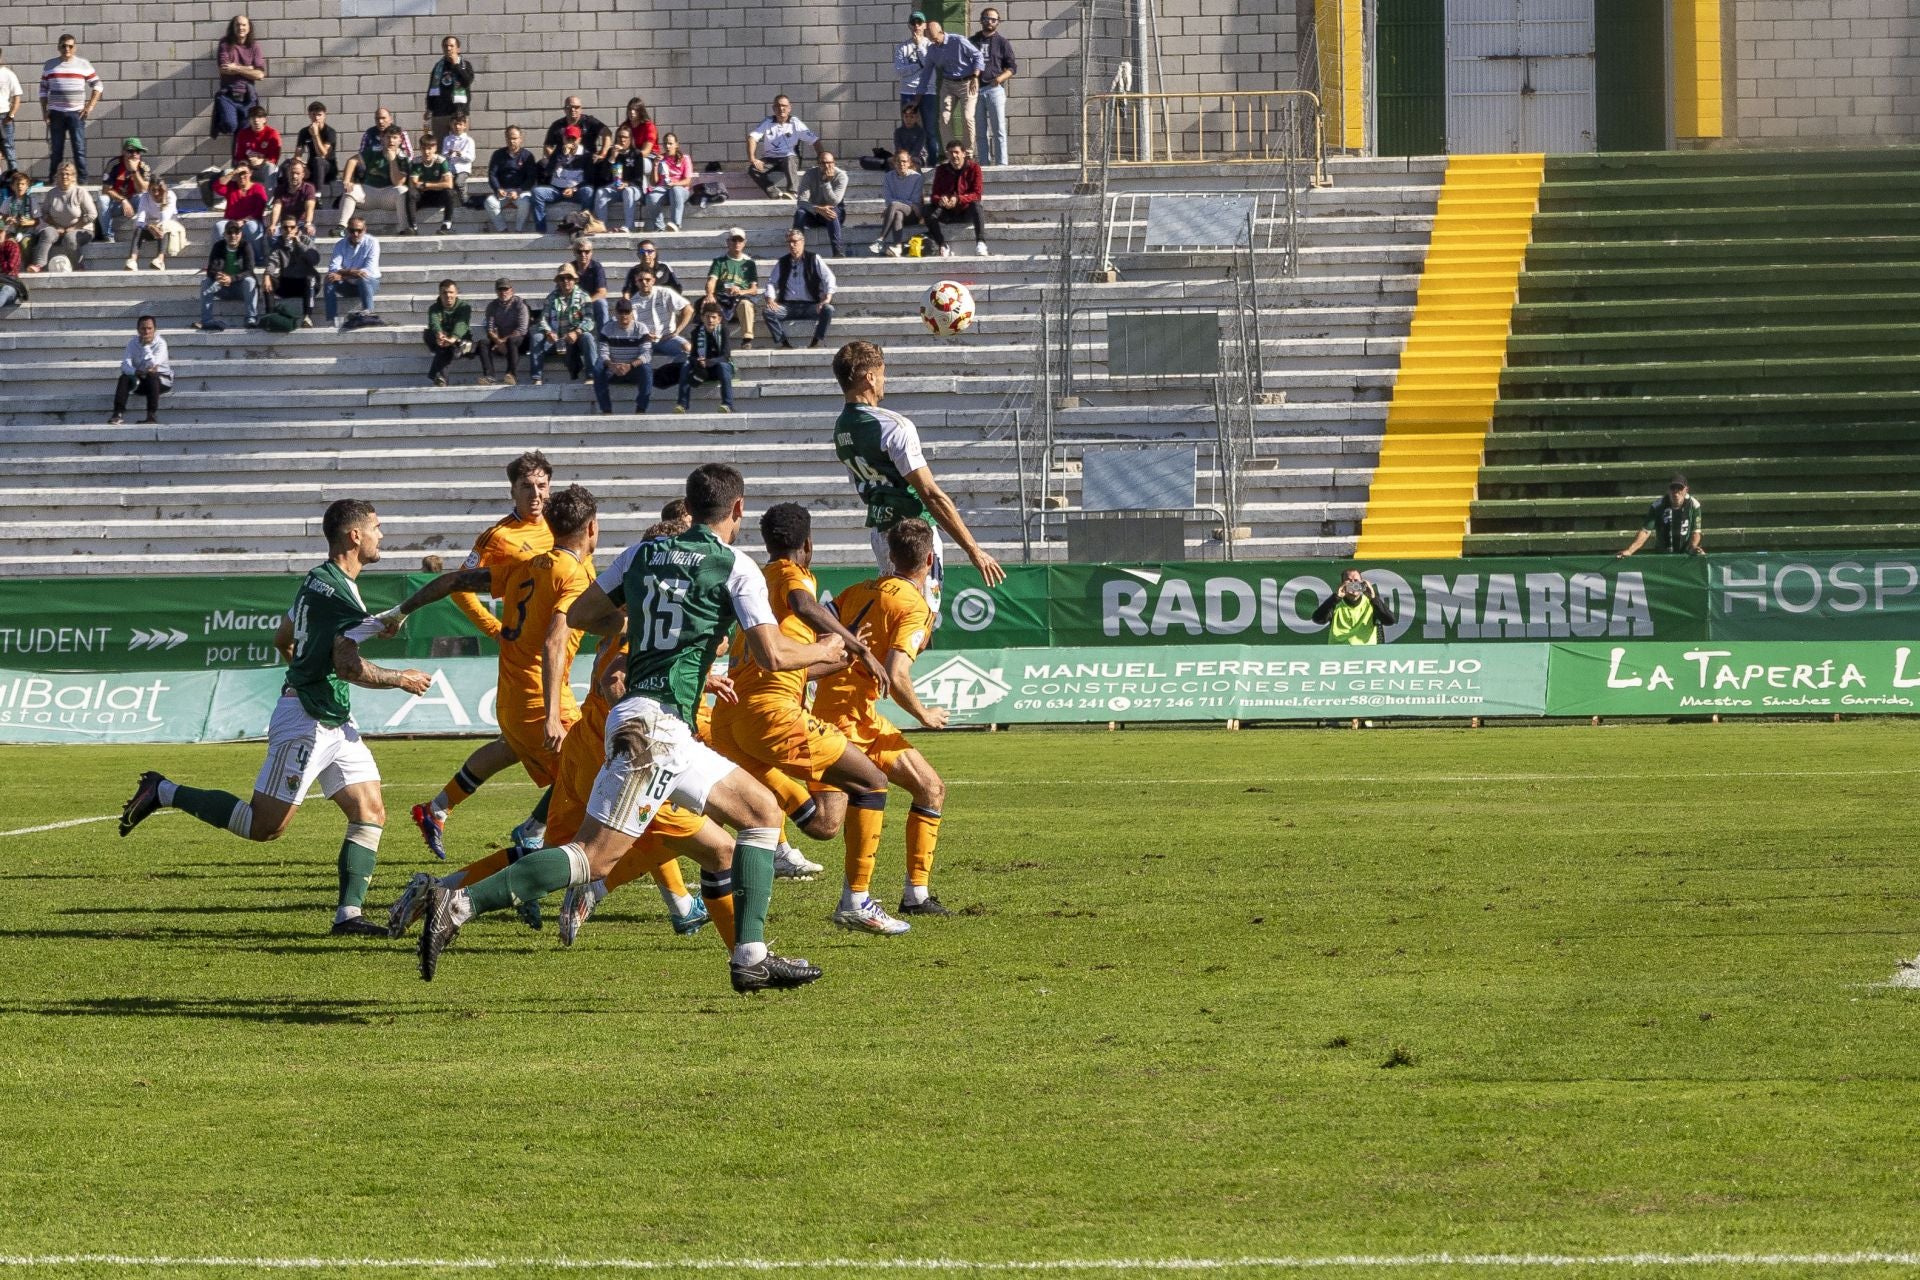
[{"xmin": 1464, "ymin": 521, "xmax": 1920, "ymax": 557}]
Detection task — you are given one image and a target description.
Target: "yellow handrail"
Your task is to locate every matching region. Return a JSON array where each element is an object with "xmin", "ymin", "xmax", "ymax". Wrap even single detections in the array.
[{"xmin": 1080, "ymin": 90, "xmax": 1327, "ymax": 187}]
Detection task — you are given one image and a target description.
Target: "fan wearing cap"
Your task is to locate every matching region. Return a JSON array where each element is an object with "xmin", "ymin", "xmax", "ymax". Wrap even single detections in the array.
[
  {"xmin": 478, "ymin": 278, "xmax": 529, "ymax": 385},
  {"xmin": 894, "ymin": 13, "xmax": 939, "ymax": 160},
  {"xmin": 95, "ymin": 137, "xmax": 151, "ymax": 247},
  {"xmin": 704, "ymin": 227, "xmax": 760, "ymax": 347},
  {"xmin": 1617, "ymin": 475, "xmax": 1705, "ymax": 558},
  {"xmin": 533, "ymin": 126, "xmax": 596, "ymax": 235},
  {"xmin": 530, "ymin": 263, "xmax": 596, "ymax": 388}
]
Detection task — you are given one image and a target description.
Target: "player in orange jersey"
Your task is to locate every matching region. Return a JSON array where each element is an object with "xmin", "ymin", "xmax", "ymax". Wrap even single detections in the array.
[{"xmin": 811, "ymin": 517, "xmax": 954, "ymax": 932}]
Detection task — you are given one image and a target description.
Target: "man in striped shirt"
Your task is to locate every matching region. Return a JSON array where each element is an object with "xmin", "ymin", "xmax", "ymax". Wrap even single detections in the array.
[{"xmin": 40, "ymin": 34, "xmax": 102, "ymax": 183}]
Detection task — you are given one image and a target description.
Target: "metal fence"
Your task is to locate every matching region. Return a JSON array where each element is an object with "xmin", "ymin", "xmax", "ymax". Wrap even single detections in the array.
[{"xmin": 1079, "ymin": 90, "xmax": 1328, "ymax": 185}]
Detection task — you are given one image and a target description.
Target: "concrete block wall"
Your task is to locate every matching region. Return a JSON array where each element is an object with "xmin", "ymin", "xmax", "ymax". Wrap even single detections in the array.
[
  {"xmin": 0, "ymin": 0, "xmax": 1299, "ymax": 181},
  {"xmin": 1728, "ymin": 0, "xmax": 1920, "ymax": 141}
]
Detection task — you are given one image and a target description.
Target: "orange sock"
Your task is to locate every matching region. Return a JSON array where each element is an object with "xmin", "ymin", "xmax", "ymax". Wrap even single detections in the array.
[
  {"xmin": 446, "ymin": 848, "xmax": 512, "ymax": 888},
  {"xmin": 605, "ymin": 837, "xmax": 672, "ymax": 893},
  {"xmin": 649, "ymin": 856, "xmax": 689, "ymax": 899},
  {"xmin": 843, "ymin": 793, "xmax": 886, "ymax": 894},
  {"xmin": 700, "ymin": 868, "xmax": 738, "ymax": 949},
  {"xmin": 433, "ymin": 764, "xmax": 485, "ymax": 815},
  {"xmin": 906, "ymin": 806, "xmax": 942, "ymax": 887}
]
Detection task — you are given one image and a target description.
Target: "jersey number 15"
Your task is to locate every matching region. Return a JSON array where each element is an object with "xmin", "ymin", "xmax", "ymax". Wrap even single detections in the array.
[{"xmin": 636, "ymin": 578, "xmax": 689, "ymax": 651}]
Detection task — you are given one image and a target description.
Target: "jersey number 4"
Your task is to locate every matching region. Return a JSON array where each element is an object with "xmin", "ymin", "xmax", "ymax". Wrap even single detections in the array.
[
  {"xmin": 636, "ymin": 578, "xmax": 689, "ymax": 651},
  {"xmin": 291, "ymin": 598, "xmax": 313, "ymax": 662}
]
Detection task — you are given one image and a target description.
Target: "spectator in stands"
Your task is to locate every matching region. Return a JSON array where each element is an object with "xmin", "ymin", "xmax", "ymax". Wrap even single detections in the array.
[
  {"xmin": 893, "ymin": 101, "xmax": 931, "ymax": 169},
  {"xmin": 109, "ymin": 315, "xmax": 171, "ymax": 425},
  {"xmin": 2, "ymin": 169, "xmax": 37, "ymax": 244},
  {"xmin": 678, "ymin": 300, "xmax": 735, "ymax": 413},
  {"xmin": 894, "ymin": 14, "xmax": 937, "ymax": 157},
  {"xmin": 622, "ymin": 98, "xmax": 659, "ymax": 156},
  {"xmin": 0, "ymin": 232, "xmax": 24, "ymax": 312},
  {"xmin": 530, "ymin": 263, "xmax": 594, "ymax": 387},
  {"xmin": 25, "ymin": 162, "xmax": 96, "ymax": 272},
  {"xmin": 423, "ymin": 36, "xmax": 475, "ymax": 139},
  {"xmin": 294, "ymin": 102, "xmax": 340, "ymax": 189},
  {"xmin": 626, "ymin": 263, "xmax": 693, "ymax": 366},
  {"xmin": 263, "ymin": 214, "xmax": 319, "ymax": 326},
  {"xmin": 339, "ymin": 127, "xmax": 419, "ymax": 235},
  {"xmin": 870, "ymin": 148, "xmax": 924, "ymax": 255},
  {"xmin": 624, "ymin": 238, "xmax": 684, "ymax": 296},
  {"xmin": 644, "ymin": 133, "xmax": 693, "ymax": 231},
  {"xmin": 424, "ymin": 278, "xmax": 472, "ymax": 386},
  {"xmin": 0, "ymin": 50, "xmax": 23, "ymax": 175},
  {"xmin": 410, "ymin": 132, "xmax": 458, "ymax": 233},
  {"xmin": 267, "ymin": 156, "xmax": 318, "ymax": 237},
  {"xmin": 485, "ymin": 125, "xmax": 538, "ymax": 233},
  {"xmin": 1617, "ymin": 475, "xmax": 1704, "ymax": 557},
  {"xmin": 593, "ymin": 124, "xmax": 649, "ymax": 233},
  {"xmin": 127, "ymin": 175, "xmax": 184, "ymax": 270},
  {"xmin": 570, "ymin": 235, "xmax": 611, "ymax": 329},
  {"xmin": 442, "ymin": 112, "xmax": 475, "ymax": 203},
  {"xmin": 478, "ymin": 277, "xmax": 527, "ymax": 384},
  {"xmin": 593, "ymin": 297, "xmax": 657, "ymax": 415},
  {"xmin": 746, "ymin": 96, "xmax": 819, "ymax": 200},
  {"xmin": 544, "ymin": 97, "xmax": 609, "ymax": 158},
  {"xmin": 972, "ymin": 8, "xmax": 1018, "ymax": 166},
  {"xmin": 793, "ymin": 150, "xmax": 848, "ymax": 257},
  {"xmin": 705, "ymin": 226, "xmax": 759, "ymax": 347},
  {"xmin": 212, "ymin": 164, "xmax": 270, "ymax": 258},
  {"xmin": 925, "ymin": 21, "xmax": 982, "ymax": 155},
  {"xmin": 95, "ymin": 138, "xmax": 151, "ymax": 249},
  {"xmin": 1311, "ymin": 569, "xmax": 1395, "ymax": 645},
  {"xmin": 763, "ymin": 227, "xmax": 835, "ymax": 349},
  {"xmin": 533, "ymin": 128, "xmax": 594, "ymax": 233},
  {"xmin": 41, "ymin": 35, "xmax": 103, "ymax": 183},
  {"xmin": 922, "ymin": 140, "xmax": 987, "ymax": 257},
  {"xmin": 213, "ymin": 16, "xmax": 267, "ymax": 139},
  {"xmin": 196, "ymin": 219, "xmax": 263, "ymax": 330},
  {"xmin": 359, "ymin": 107, "xmax": 414, "ymax": 162},
  {"xmin": 323, "ymin": 217, "xmax": 380, "ymax": 325},
  {"xmin": 232, "ymin": 104, "xmax": 282, "ymax": 185}
]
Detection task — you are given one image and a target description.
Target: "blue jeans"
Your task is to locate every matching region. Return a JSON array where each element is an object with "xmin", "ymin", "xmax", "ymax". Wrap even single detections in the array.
[
  {"xmin": 0, "ymin": 282, "xmax": 18, "ymax": 311},
  {"xmin": 531, "ymin": 185, "xmax": 594, "ymax": 233},
  {"xmin": 764, "ymin": 300, "xmax": 834, "ymax": 346},
  {"xmin": 96, "ymin": 198, "xmax": 133, "ymax": 244},
  {"xmin": 593, "ymin": 345, "xmax": 655, "ymax": 412},
  {"xmin": 641, "ymin": 186, "xmax": 689, "ymax": 229},
  {"xmin": 530, "ymin": 328, "xmax": 598, "ymax": 380},
  {"xmin": 791, "ymin": 203, "xmax": 846, "ymax": 256},
  {"xmin": 593, "ymin": 184, "xmax": 640, "ymax": 230},
  {"xmin": 678, "ymin": 356, "xmax": 734, "ymax": 409},
  {"xmin": 324, "ymin": 274, "xmax": 378, "ymax": 321},
  {"xmin": 0, "ymin": 118, "xmax": 13, "ymax": 172},
  {"xmin": 201, "ymin": 274, "xmax": 262, "ymax": 325},
  {"xmin": 46, "ymin": 110, "xmax": 87, "ymax": 182},
  {"xmin": 915, "ymin": 93, "xmax": 940, "ymax": 162},
  {"xmin": 976, "ymin": 84, "xmax": 1010, "ymax": 165}
]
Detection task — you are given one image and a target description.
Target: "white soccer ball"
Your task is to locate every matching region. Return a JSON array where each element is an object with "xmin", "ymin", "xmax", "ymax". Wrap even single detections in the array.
[{"xmin": 920, "ymin": 279, "xmax": 975, "ymax": 338}]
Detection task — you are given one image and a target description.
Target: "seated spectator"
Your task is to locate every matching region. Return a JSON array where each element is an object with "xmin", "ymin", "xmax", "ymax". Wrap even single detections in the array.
[
  {"xmin": 424, "ymin": 278, "xmax": 473, "ymax": 386},
  {"xmin": 96, "ymin": 137, "xmax": 151, "ymax": 248},
  {"xmin": 623, "ymin": 238, "xmax": 683, "ymax": 296},
  {"xmin": 644, "ymin": 133, "xmax": 693, "ymax": 231},
  {"xmin": 127, "ymin": 175, "xmax": 185, "ymax": 270},
  {"xmin": 922, "ymin": 140, "xmax": 987, "ymax": 256},
  {"xmin": 704, "ymin": 227, "xmax": 759, "ymax": 347},
  {"xmin": 621, "ymin": 97, "xmax": 659, "ymax": 157},
  {"xmin": 571, "ymin": 235, "xmax": 611, "ymax": 329},
  {"xmin": 2, "ymin": 170, "xmax": 39, "ymax": 245},
  {"xmin": 196, "ymin": 219, "xmax": 262, "ymax": 331},
  {"xmin": 423, "ymin": 36, "xmax": 475, "ymax": 139},
  {"xmin": 626, "ymin": 262, "xmax": 694, "ymax": 367},
  {"xmin": 593, "ymin": 125, "xmax": 650, "ymax": 233},
  {"xmin": 677, "ymin": 300, "xmax": 735, "ymax": 413},
  {"xmin": 0, "ymin": 233, "xmax": 27, "ymax": 312},
  {"xmin": 267, "ymin": 157, "xmax": 319, "ymax": 237},
  {"xmin": 213, "ymin": 16, "xmax": 268, "ymax": 139},
  {"xmin": 894, "ymin": 101, "xmax": 931, "ymax": 169},
  {"xmin": 212, "ymin": 165, "xmax": 271, "ymax": 259},
  {"xmin": 263, "ymin": 215, "xmax": 320, "ymax": 326},
  {"xmin": 477, "ymin": 277, "xmax": 527, "ymax": 384},
  {"xmin": 746, "ymin": 95, "xmax": 819, "ymax": 199},
  {"xmin": 294, "ymin": 101, "xmax": 340, "ymax": 189},
  {"xmin": 533, "ymin": 129, "xmax": 595, "ymax": 233},
  {"xmin": 484, "ymin": 126, "xmax": 538, "ymax": 233},
  {"xmin": 339, "ymin": 127, "xmax": 419, "ymax": 235},
  {"xmin": 232, "ymin": 104, "xmax": 282, "ymax": 185},
  {"xmin": 358, "ymin": 107, "xmax": 414, "ymax": 162},
  {"xmin": 530, "ymin": 263, "xmax": 594, "ymax": 386},
  {"xmin": 763, "ymin": 227, "xmax": 835, "ymax": 349},
  {"xmin": 26, "ymin": 163, "xmax": 97, "ymax": 272},
  {"xmin": 442, "ymin": 111, "xmax": 476, "ymax": 202},
  {"xmin": 410, "ymin": 132, "xmax": 458, "ymax": 233},
  {"xmin": 323, "ymin": 218, "xmax": 380, "ymax": 325},
  {"xmin": 793, "ymin": 150, "xmax": 848, "ymax": 257},
  {"xmin": 109, "ymin": 314, "xmax": 171, "ymax": 425},
  {"xmin": 543, "ymin": 97, "xmax": 609, "ymax": 158},
  {"xmin": 871, "ymin": 149, "xmax": 925, "ymax": 255},
  {"xmin": 593, "ymin": 297, "xmax": 657, "ymax": 415}
]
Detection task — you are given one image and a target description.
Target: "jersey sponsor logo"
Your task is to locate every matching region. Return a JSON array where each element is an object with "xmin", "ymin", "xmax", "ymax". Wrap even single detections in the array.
[{"xmin": 918, "ymin": 655, "xmax": 1010, "ymax": 714}]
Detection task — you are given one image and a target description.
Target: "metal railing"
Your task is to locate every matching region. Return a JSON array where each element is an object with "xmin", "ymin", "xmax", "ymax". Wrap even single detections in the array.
[
  {"xmin": 1079, "ymin": 90, "xmax": 1328, "ymax": 186},
  {"xmin": 1098, "ymin": 190, "xmax": 1301, "ymax": 277}
]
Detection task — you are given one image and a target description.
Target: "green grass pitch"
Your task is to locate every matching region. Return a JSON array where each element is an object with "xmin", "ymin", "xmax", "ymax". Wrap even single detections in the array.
[{"xmin": 2, "ymin": 722, "xmax": 1919, "ymax": 1279}]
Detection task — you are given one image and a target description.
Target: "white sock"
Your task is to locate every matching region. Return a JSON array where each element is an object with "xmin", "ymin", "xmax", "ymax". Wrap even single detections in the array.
[
  {"xmin": 669, "ymin": 892, "xmax": 696, "ymax": 916},
  {"xmin": 449, "ymin": 889, "xmax": 476, "ymax": 926},
  {"xmin": 902, "ymin": 882, "xmax": 929, "ymax": 906},
  {"xmin": 429, "ymin": 791, "xmax": 451, "ymax": 818},
  {"xmin": 156, "ymin": 779, "xmax": 178, "ymax": 806},
  {"xmin": 839, "ymin": 885, "xmax": 868, "ymax": 911},
  {"xmin": 777, "ymin": 840, "xmax": 798, "ymax": 857},
  {"xmin": 333, "ymin": 905, "xmax": 362, "ymax": 923},
  {"xmin": 733, "ymin": 940, "xmax": 768, "ymax": 966}
]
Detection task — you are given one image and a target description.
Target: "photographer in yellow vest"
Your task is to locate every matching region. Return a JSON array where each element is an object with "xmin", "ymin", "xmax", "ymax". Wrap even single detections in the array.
[{"xmin": 1312, "ymin": 568, "xmax": 1395, "ymax": 645}]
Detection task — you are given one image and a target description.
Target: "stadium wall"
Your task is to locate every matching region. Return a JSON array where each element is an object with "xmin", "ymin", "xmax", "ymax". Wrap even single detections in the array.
[{"xmin": 1728, "ymin": 0, "xmax": 1920, "ymax": 142}]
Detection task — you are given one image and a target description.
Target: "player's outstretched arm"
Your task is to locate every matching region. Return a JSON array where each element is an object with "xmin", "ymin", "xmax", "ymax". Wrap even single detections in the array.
[
  {"xmin": 904, "ymin": 467, "xmax": 1005, "ymax": 587},
  {"xmin": 790, "ymin": 589, "xmax": 889, "ymax": 697},
  {"xmin": 741, "ymin": 622, "xmax": 844, "ymax": 675},
  {"xmin": 331, "ymin": 635, "xmax": 433, "ymax": 695},
  {"xmin": 885, "ymin": 649, "xmax": 948, "ymax": 729},
  {"xmin": 388, "ymin": 566, "xmax": 492, "ymax": 624},
  {"xmin": 565, "ymin": 582, "xmax": 621, "ymax": 635}
]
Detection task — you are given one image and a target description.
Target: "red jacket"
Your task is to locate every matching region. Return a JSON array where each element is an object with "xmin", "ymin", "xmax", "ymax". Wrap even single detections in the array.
[
  {"xmin": 215, "ymin": 178, "xmax": 271, "ymax": 221},
  {"xmin": 233, "ymin": 123, "xmax": 283, "ymax": 165},
  {"xmin": 927, "ymin": 159, "xmax": 982, "ymax": 209},
  {"xmin": 0, "ymin": 237, "xmax": 20, "ymax": 276}
]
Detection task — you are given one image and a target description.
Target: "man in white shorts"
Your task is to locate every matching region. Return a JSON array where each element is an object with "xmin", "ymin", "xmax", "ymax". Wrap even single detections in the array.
[{"xmin": 119, "ymin": 499, "xmax": 432, "ymax": 936}]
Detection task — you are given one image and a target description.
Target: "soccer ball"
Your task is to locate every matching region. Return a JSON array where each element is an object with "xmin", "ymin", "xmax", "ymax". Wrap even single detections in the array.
[{"xmin": 920, "ymin": 279, "xmax": 975, "ymax": 338}]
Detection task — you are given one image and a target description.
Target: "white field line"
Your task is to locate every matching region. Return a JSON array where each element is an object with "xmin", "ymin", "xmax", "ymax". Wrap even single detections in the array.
[
  {"xmin": 0, "ymin": 810, "xmax": 180, "ymax": 839},
  {"xmin": 3, "ymin": 1254, "xmax": 1920, "ymax": 1272}
]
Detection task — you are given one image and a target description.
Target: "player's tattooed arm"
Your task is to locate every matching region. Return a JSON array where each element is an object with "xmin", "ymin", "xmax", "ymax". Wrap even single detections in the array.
[
  {"xmin": 790, "ymin": 589, "xmax": 888, "ymax": 697},
  {"xmin": 332, "ymin": 636, "xmax": 433, "ymax": 695},
  {"xmin": 390, "ymin": 566, "xmax": 493, "ymax": 619}
]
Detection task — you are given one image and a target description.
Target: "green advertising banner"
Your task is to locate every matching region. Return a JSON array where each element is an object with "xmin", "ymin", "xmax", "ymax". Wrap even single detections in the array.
[
  {"xmin": 1545, "ymin": 642, "xmax": 1920, "ymax": 717},
  {"xmin": 1711, "ymin": 553, "xmax": 1920, "ymax": 640},
  {"xmin": 812, "ymin": 564, "xmax": 1051, "ymax": 650}
]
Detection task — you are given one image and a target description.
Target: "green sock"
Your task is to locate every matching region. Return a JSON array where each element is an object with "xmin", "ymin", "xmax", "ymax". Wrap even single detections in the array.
[
  {"xmin": 530, "ymin": 786, "xmax": 553, "ymax": 824},
  {"xmin": 467, "ymin": 846, "xmax": 573, "ymax": 916},
  {"xmin": 172, "ymin": 785, "xmax": 245, "ymax": 832},
  {"xmin": 337, "ymin": 839, "xmax": 378, "ymax": 909},
  {"xmin": 733, "ymin": 837, "xmax": 777, "ymax": 946}
]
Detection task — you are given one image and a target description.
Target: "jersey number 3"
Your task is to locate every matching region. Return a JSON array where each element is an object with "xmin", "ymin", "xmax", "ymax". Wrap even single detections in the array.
[{"xmin": 636, "ymin": 578, "xmax": 689, "ymax": 651}]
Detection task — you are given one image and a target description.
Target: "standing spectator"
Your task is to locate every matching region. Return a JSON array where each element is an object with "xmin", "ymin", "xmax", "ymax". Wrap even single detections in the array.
[
  {"xmin": 263, "ymin": 214, "xmax": 319, "ymax": 325},
  {"xmin": 533, "ymin": 128, "xmax": 595, "ymax": 233},
  {"xmin": 746, "ymin": 96, "xmax": 819, "ymax": 200},
  {"xmin": 644, "ymin": 133, "xmax": 693, "ymax": 231},
  {"xmin": 1310, "ymin": 569, "xmax": 1396, "ymax": 645},
  {"xmin": 626, "ymin": 263, "xmax": 694, "ymax": 367},
  {"xmin": 621, "ymin": 98, "xmax": 659, "ymax": 156},
  {"xmin": 267, "ymin": 156, "xmax": 318, "ymax": 236},
  {"xmin": 593, "ymin": 124, "xmax": 648, "ymax": 233},
  {"xmin": 869, "ymin": 148, "xmax": 924, "ymax": 255},
  {"xmin": 109, "ymin": 315, "xmax": 171, "ymax": 425},
  {"xmin": 232, "ymin": 104, "xmax": 282, "ymax": 185},
  {"xmin": 213, "ymin": 16, "xmax": 268, "ymax": 139},
  {"xmin": 423, "ymin": 36, "xmax": 475, "ymax": 138},
  {"xmin": 922, "ymin": 140, "xmax": 987, "ymax": 256},
  {"xmin": 1617, "ymin": 475, "xmax": 1705, "ymax": 557},
  {"xmin": 763, "ymin": 227, "xmax": 835, "ymax": 349},
  {"xmin": 972, "ymin": 8, "xmax": 1018, "ymax": 166},
  {"xmin": 570, "ymin": 235, "xmax": 611, "ymax": 329},
  {"xmin": 441, "ymin": 112, "xmax": 476, "ymax": 203},
  {"xmin": 704, "ymin": 226, "xmax": 759, "ymax": 347},
  {"xmin": 212, "ymin": 165, "xmax": 271, "ymax": 258},
  {"xmin": 0, "ymin": 232, "xmax": 25, "ymax": 312},
  {"xmin": 677, "ymin": 300, "xmax": 735, "ymax": 413},
  {"xmin": 95, "ymin": 138, "xmax": 151, "ymax": 248},
  {"xmin": 424, "ymin": 278, "xmax": 472, "ymax": 386},
  {"xmin": 358, "ymin": 107, "xmax": 414, "ymax": 162},
  {"xmin": 893, "ymin": 14, "xmax": 938, "ymax": 158},
  {"xmin": 484, "ymin": 125, "xmax": 538, "ymax": 233},
  {"xmin": 127, "ymin": 175, "xmax": 185, "ymax": 270},
  {"xmin": 529, "ymin": 263, "xmax": 594, "ymax": 387},
  {"xmin": 543, "ymin": 97, "xmax": 609, "ymax": 158},
  {"xmin": 2, "ymin": 168, "xmax": 38, "ymax": 244},
  {"xmin": 196, "ymin": 219, "xmax": 263, "ymax": 331},
  {"xmin": 410, "ymin": 132, "xmax": 457, "ymax": 233},
  {"xmin": 40, "ymin": 35, "xmax": 103, "ymax": 183},
  {"xmin": 623, "ymin": 238, "xmax": 683, "ymax": 296},
  {"xmin": 477, "ymin": 277, "xmax": 527, "ymax": 384},
  {"xmin": 294, "ymin": 102, "xmax": 340, "ymax": 189},
  {"xmin": 593, "ymin": 297, "xmax": 657, "ymax": 415},
  {"xmin": 25, "ymin": 162, "xmax": 96, "ymax": 272},
  {"xmin": 339, "ymin": 127, "xmax": 418, "ymax": 235},
  {"xmin": 323, "ymin": 217, "xmax": 380, "ymax": 324},
  {"xmin": 792, "ymin": 150, "xmax": 848, "ymax": 257},
  {"xmin": 925, "ymin": 22, "xmax": 982, "ymax": 155},
  {"xmin": 0, "ymin": 49, "xmax": 24, "ymax": 175},
  {"xmin": 893, "ymin": 101, "xmax": 930, "ymax": 169}
]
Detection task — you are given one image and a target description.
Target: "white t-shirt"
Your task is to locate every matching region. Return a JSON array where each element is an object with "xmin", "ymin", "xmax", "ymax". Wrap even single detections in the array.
[
  {"xmin": 441, "ymin": 131, "xmax": 475, "ymax": 176},
  {"xmin": 628, "ymin": 285, "xmax": 689, "ymax": 338},
  {"xmin": 0, "ymin": 67, "xmax": 23, "ymax": 113},
  {"xmin": 749, "ymin": 116, "xmax": 819, "ymax": 160}
]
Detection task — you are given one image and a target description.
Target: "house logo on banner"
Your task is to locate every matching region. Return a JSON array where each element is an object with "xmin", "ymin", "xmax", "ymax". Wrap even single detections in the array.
[{"xmin": 919, "ymin": 655, "xmax": 1011, "ymax": 714}]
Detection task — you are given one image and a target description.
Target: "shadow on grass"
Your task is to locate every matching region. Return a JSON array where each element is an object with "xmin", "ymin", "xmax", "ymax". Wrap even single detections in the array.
[
  {"xmin": 0, "ymin": 995, "xmax": 402, "ymax": 1025},
  {"xmin": 57, "ymin": 903, "xmax": 326, "ymax": 916}
]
